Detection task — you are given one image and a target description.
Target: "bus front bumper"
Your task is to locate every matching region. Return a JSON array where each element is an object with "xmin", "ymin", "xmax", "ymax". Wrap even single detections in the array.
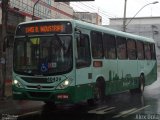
[{"xmin": 12, "ymin": 87, "xmax": 75, "ymax": 104}]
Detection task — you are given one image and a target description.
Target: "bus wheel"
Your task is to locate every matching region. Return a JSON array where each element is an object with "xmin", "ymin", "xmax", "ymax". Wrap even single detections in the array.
[
  {"xmin": 95, "ymin": 78, "xmax": 106, "ymax": 103},
  {"xmin": 87, "ymin": 99, "xmax": 95, "ymax": 106}
]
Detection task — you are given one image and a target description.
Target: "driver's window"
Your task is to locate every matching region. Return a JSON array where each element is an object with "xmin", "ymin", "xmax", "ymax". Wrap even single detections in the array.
[{"xmin": 76, "ymin": 34, "xmax": 91, "ymax": 68}]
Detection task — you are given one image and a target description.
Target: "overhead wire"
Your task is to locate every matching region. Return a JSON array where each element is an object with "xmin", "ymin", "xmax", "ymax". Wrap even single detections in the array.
[{"xmin": 70, "ymin": 2, "xmax": 116, "ymax": 24}]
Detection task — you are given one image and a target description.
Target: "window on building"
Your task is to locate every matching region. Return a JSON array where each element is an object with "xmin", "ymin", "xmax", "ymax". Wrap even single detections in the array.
[
  {"xmin": 117, "ymin": 36, "xmax": 127, "ymax": 59},
  {"xmin": 144, "ymin": 43, "xmax": 151, "ymax": 60},
  {"xmin": 127, "ymin": 39, "xmax": 136, "ymax": 60},
  {"xmin": 91, "ymin": 31, "xmax": 103, "ymax": 59},
  {"xmin": 99, "ymin": 19, "xmax": 102, "ymax": 23},
  {"xmin": 137, "ymin": 41, "xmax": 144, "ymax": 60},
  {"xmin": 103, "ymin": 34, "xmax": 116, "ymax": 59}
]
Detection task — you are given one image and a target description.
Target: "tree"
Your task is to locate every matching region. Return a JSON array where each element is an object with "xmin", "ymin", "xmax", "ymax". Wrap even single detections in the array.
[{"xmin": 0, "ymin": 0, "xmax": 9, "ymax": 98}]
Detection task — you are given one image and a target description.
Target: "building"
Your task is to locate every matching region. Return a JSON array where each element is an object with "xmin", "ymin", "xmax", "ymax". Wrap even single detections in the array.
[
  {"xmin": 0, "ymin": 0, "xmax": 74, "ymax": 35},
  {"xmin": 74, "ymin": 12, "xmax": 102, "ymax": 25},
  {"xmin": 0, "ymin": 0, "xmax": 74, "ymax": 38},
  {"xmin": 107, "ymin": 17, "xmax": 160, "ymax": 65},
  {"xmin": 9, "ymin": 0, "xmax": 74, "ymax": 21}
]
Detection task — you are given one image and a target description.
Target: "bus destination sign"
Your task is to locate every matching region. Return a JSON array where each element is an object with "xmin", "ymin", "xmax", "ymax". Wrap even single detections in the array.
[
  {"xmin": 16, "ymin": 21, "xmax": 72, "ymax": 35},
  {"xmin": 25, "ymin": 25, "xmax": 64, "ymax": 34}
]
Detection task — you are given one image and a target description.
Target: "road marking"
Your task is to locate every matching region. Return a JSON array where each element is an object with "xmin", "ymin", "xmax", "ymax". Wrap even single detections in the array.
[
  {"xmin": 96, "ymin": 107, "xmax": 115, "ymax": 114},
  {"xmin": 88, "ymin": 105, "xmax": 108, "ymax": 113},
  {"xmin": 113, "ymin": 108, "xmax": 137, "ymax": 118},
  {"xmin": 88, "ymin": 105, "xmax": 115, "ymax": 114},
  {"xmin": 113, "ymin": 105, "xmax": 151, "ymax": 118},
  {"xmin": 19, "ymin": 110, "xmax": 40, "ymax": 117},
  {"xmin": 122, "ymin": 105, "xmax": 151, "ymax": 117}
]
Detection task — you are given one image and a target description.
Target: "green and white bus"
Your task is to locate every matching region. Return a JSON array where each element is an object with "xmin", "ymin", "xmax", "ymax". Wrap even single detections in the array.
[{"xmin": 12, "ymin": 19, "xmax": 157, "ymax": 104}]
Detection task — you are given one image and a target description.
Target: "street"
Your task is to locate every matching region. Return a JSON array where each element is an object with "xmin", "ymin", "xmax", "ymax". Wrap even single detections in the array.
[{"xmin": 1, "ymin": 73, "xmax": 160, "ymax": 120}]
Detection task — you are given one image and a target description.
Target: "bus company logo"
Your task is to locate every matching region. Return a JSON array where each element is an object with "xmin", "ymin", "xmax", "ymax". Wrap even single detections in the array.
[{"xmin": 37, "ymin": 85, "xmax": 42, "ymax": 89}]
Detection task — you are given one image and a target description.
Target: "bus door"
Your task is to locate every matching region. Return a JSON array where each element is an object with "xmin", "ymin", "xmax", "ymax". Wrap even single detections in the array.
[{"xmin": 75, "ymin": 28, "xmax": 92, "ymax": 101}]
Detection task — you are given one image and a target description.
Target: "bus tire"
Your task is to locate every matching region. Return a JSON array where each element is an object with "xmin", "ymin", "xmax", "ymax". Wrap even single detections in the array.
[
  {"xmin": 87, "ymin": 99, "xmax": 95, "ymax": 106},
  {"xmin": 95, "ymin": 78, "xmax": 106, "ymax": 103}
]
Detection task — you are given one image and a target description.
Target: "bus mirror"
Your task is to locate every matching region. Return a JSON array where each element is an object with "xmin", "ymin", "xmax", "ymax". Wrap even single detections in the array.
[{"xmin": 75, "ymin": 28, "xmax": 81, "ymax": 34}]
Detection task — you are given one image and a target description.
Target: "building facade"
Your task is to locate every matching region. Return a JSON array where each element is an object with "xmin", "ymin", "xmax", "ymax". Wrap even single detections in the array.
[
  {"xmin": 9, "ymin": 0, "xmax": 74, "ymax": 21},
  {"xmin": 107, "ymin": 17, "xmax": 160, "ymax": 65},
  {"xmin": 74, "ymin": 12, "xmax": 102, "ymax": 25}
]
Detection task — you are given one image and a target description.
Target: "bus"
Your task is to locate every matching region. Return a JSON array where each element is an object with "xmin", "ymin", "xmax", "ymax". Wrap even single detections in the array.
[{"xmin": 12, "ymin": 19, "xmax": 157, "ymax": 104}]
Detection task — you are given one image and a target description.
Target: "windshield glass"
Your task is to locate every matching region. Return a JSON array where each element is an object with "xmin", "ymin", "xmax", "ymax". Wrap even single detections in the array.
[{"xmin": 14, "ymin": 35, "xmax": 72, "ymax": 75}]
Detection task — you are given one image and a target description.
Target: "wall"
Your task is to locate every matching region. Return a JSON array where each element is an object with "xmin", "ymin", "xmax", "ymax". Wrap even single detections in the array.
[
  {"xmin": 74, "ymin": 12, "xmax": 102, "ymax": 25},
  {"xmin": 9, "ymin": 0, "xmax": 74, "ymax": 21}
]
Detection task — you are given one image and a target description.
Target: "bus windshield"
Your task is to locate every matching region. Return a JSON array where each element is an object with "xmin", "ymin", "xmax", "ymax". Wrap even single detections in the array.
[{"xmin": 14, "ymin": 35, "xmax": 72, "ymax": 75}]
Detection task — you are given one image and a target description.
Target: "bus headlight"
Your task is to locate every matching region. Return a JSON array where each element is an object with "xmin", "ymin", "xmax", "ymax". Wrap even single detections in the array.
[
  {"xmin": 56, "ymin": 79, "xmax": 72, "ymax": 89},
  {"xmin": 13, "ymin": 80, "xmax": 24, "ymax": 88}
]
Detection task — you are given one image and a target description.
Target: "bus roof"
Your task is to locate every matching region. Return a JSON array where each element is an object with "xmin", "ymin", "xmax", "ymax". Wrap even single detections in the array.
[
  {"xmin": 18, "ymin": 19, "xmax": 155, "ymax": 43},
  {"xmin": 73, "ymin": 20, "xmax": 155, "ymax": 43}
]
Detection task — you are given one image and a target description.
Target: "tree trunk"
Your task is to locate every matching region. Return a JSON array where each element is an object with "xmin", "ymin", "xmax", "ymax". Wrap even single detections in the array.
[{"xmin": 0, "ymin": 0, "xmax": 9, "ymax": 98}]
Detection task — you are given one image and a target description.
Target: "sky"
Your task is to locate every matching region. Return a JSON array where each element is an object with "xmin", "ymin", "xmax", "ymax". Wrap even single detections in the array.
[{"xmin": 70, "ymin": 0, "xmax": 160, "ymax": 25}]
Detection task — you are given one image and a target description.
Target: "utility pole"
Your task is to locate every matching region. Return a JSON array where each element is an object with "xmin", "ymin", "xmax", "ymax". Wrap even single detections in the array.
[
  {"xmin": 0, "ymin": 0, "xmax": 9, "ymax": 99},
  {"xmin": 123, "ymin": 0, "xmax": 127, "ymax": 32}
]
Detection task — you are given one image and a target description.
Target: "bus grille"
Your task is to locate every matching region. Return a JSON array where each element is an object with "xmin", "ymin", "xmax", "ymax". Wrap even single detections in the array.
[
  {"xmin": 27, "ymin": 86, "xmax": 54, "ymax": 89},
  {"xmin": 28, "ymin": 92, "xmax": 51, "ymax": 98},
  {"xmin": 21, "ymin": 77, "xmax": 49, "ymax": 83}
]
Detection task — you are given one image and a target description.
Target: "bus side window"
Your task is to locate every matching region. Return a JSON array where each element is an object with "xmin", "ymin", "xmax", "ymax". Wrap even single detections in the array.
[
  {"xmin": 76, "ymin": 34, "xmax": 91, "ymax": 68},
  {"xmin": 137, "ymin": 41, "xmax": 145, "ymax": 60},
  {"xmin": 127, "ymin": 39, "xmax": 136, "ymax": 60},
  {"xmin": 91, "ymin": 31, "xmax": 103, "ymax": 59},
  {"xmin": 150, "ymin": 44, "xmax": 156, "ymax": 60},
  {"xmin": 144, "ymin": 43, "xmax": 151, "ymax": 60},
  {"xmin": 103, "ymin": 34, "xmax": 116, "ymax": 59},
  {"xmin": 117, "ymin": 36, "xmax": 127, "ymax": 59}
]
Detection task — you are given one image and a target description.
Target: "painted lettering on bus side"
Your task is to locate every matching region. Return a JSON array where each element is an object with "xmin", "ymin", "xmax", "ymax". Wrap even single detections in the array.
[{"xmin": 122, "ymin": 81, "xmax": 130, "ymax": 87}]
